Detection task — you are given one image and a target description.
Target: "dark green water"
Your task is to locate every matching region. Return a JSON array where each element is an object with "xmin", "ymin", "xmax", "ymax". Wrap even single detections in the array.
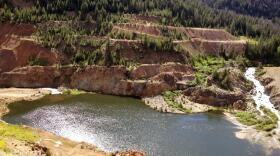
[{"xmin": 2, "ymin": 94, "xmax": 276, "ymax": 156}]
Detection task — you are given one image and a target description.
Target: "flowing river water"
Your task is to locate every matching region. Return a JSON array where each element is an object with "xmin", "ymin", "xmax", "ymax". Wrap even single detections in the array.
[
  {"xmin": 3, "ymin": 94, "xmax": 277, "ymax": 156},
  {"xmin": 244, "ymin": 67, "xmax": 280, "ymax": 128}
]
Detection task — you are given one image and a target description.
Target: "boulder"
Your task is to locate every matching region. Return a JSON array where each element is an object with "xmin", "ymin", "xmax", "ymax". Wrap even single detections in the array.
[
  {"xmin": 183, "ymin": 86, "xmax": 245, "ymax": 107},
  {"xmin": 210, "ymin": 67, "xmax": 253, "ymax": 93}
]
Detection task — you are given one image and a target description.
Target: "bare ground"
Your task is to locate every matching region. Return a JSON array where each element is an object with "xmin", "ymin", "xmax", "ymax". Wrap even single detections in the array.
[
  {"xmin": 0, "ymin": 88, "xmax": 50, "ymax": 117},
  {"xmin": 261, "ymin": 67, "xmax": 280, "ymax": 110}
]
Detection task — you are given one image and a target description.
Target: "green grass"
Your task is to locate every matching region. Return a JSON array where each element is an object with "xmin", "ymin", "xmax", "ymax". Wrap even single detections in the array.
[
  {"xmin": 0, "ymin": 140, "xmax": 9, "ymax": 152},
  {"xmin": 235, "ymin": 111, "xmax": 259, "ymax": 126},
  {"xmin": 185, "ymin": 79, "xmax": 197, "ymax": 87},
  {"xmin": 256, "ymin": 107, "xmax": 278, "ymax": 131},
  {"xmin": 62, "ymin": 89, "xmax": 85, "ymax": 95},
  {"xmin": 234, "ymin": 107, "xmax": 278, "ymax": 132},
  {"xmin": 163, "ymin": 91, "xmax": 191, "ymax": 113},
  {"xmin": 0, "ymin": 122, "xmax": 39, "ymax": 142}
]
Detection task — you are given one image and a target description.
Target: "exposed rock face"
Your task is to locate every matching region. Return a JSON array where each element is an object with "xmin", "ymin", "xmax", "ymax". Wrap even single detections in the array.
[
  {"xmin": 233, "ymin": 100, "xmax": 247, "ymax": 111},
  {"xmin": 210, "ymin": 67, "xmax": 253, "ymax": 93},
  {"xmin": 114, "ymin": 23, "xmax": 246, "ymax": 57},
  {"xmin": 0, "ymin": 66, "xmax": 75, "ymax": 88},
  {"xmin": 0, "ymin": 23, "xmax": 59, "ymax": 73},
  {"xmin": 183, "ymin": 86, "xmax": 245, "ymax": 107},
  {"xmin": 259, "ymin": 67, "xmax": 280, "ymax": 110},
  {"xmin": 0, "ymin": 63, "xmax": 194, "ymax": 97},
  {"xmin": 0, "ymin": 49, "xmax": 17, "ymax": 73},
  {"xmin": 130, "ymin": 63, "xmax": 193, "ymax": 80},
  {"xmin": 71, "ymin": 66, "xmax": 128, "ymax": 94},
  {"xmin": 111, "ymin": 40, "xmax": 187, "ymax": 64}
]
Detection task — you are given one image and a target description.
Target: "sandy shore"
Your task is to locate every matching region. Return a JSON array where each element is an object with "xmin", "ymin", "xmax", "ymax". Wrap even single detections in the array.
[{"xmin": 0, "ymin": 88, "xmax": 51, "ymax": 117}]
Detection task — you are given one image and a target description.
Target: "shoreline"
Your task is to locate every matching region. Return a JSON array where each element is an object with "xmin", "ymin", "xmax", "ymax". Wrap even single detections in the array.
[
  {"xmin": 0, "ymin": 88, "xmax": 144, "ymax": 156},
  {"xmin": 144, "ymin": 95, "xmax": 280, "ymax": 155},
  {"xmin": 224, "ymin": 112, "xmax": 280, "ymax": 155},
  {"xmin": 1, "ymin": 88, "xmax": 280, "ymax": 155},
  {"xmin": 0, "ymin": 88, "xmax": 51, "ymax": 118}
]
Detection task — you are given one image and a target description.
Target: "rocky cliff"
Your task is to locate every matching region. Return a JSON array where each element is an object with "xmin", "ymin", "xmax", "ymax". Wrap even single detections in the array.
[
  {"xmin": 0, "ymin": 63, "xmax": 194, "ymax": 97},
  {"xmin": 260, "ymin": 67, "xmax": 280, "ymax": 110}
]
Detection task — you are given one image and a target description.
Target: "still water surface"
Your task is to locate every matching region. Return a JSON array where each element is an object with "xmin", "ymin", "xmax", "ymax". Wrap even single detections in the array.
[{"xmin": 3, "ymin": 94, "xmax": 271, "ymax": 156}]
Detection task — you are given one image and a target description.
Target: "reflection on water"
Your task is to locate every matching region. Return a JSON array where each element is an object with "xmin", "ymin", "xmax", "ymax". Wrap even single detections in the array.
[{"xmin": 3, "ymin": 94, "xmax": 269, "ymax": 156}]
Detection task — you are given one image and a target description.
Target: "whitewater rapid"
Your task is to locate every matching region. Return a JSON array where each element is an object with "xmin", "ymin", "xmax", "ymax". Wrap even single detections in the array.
[
  {"xmin": 245, "ymin": 67, "xmax": 280, "ymax": 127},
  {"xmin": 42, "ymin": 88, "xmax": 62, "ymax": 95}
]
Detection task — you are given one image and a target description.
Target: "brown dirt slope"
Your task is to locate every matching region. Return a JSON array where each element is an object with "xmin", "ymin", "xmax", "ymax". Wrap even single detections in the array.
[
  {"xmin": 113, "ymin": 23, "xmax": 246, "ymax": 57},
  {"xmin": 260, "ymin": 67, "xmax": 280, "ymax": 110},
  {"xmin": 11, "ymin": 0, "xmax": 34, "ymax": 8},
  {"xmin": 110, "ymin": 40, "xmax": 187, "ymax": 64},
  {"xmin": 0, "ymin": 22, "xmax": 58, "ymax": 73},
  {"xmin": 0, "ymin": 64, "xmax": 194, "ymax": 97}
]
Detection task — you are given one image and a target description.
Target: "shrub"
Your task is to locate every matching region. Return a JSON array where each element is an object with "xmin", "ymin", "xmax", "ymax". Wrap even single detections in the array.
[
  {"xmin": 163, "ymin": 91, "xmax": 191, "ymax": 113},
  {"xmin": 192, "ymin": 55, "xmax": 225, "ymax": 86},
  {"xmin": 234, "ymin": 107, "xmax": 278, "ymax": 132},
  {"xmin": 28, "ymin": 57, "xmax": 49, "ymax": 66}
]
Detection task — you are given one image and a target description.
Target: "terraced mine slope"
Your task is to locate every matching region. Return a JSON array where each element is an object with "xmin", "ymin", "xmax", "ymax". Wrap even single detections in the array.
[{"xmin": 1, "ymin": 0, "xmax": 280, "ymax": 155}]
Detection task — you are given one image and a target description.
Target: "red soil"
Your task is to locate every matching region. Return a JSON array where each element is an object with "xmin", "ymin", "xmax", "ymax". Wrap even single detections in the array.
[
  {"xmin": 114, "ymin": 23, "xmax": 245, "ymax": 56},
  {"xmin": 184, "ymin": 28, "xmax": 237, "ymax": 41},
  {"xmin": 11, "ymin": 0, "xmax": 34, "ymax": 8},
  {"xmin": 111, "ymin": 40, "xmax": 187, "ymax": 64},
  {"xmin": 0, "ymin": 23, "xmax": 58, "ymax": 73}
]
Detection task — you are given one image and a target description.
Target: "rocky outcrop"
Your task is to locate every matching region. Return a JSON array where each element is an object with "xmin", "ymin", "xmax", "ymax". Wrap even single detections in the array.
[
  {"xmin": 130, "ymin": 63, "xmax": 193, "ymax": 80},
  {"xmin": 0, "ymin": 66, "xmax": 75, "ymax": 88},
  {"xmin": 110, "ymin": 40, "xmax": 187, "ymax": 64},
  {"xmin": 0, "ymin": 22, "xmax": 59, "ymax": 73},
  {"xmin": 71, "ymin": 66, "xmax": 129, "ymax": 94},
  {"xmin": 0, "ymin": 63, "xmax": 194, "ymax": 97},
  {"xmin": 210, "ymin": 67, "xmax": 253, "ymax": 93},
  {"xmin": 259, "ymin": 67, "xmax": 280, "ymax": 110},
  {"xmin": 0, "ymin": 49, "xmax": 17, "ymax": 73},
  {"xmin": 183, "ymin": 86, "xmax": 245, "ymax": 108}
]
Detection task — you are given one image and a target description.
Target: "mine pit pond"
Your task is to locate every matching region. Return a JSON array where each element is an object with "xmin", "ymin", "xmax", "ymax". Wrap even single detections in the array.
[{"xmin": 2, "ymin": 94, "xmax": 276, "ymax": 156}]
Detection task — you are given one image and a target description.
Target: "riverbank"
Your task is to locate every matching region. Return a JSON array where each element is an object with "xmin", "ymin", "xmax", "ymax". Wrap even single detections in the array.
[
  {"xmin": 0, "ymin": 88, "xmax": 50, "ymax": 117},
  {"xmin": 260, "ymin": 67, "xmax": 280, "ymax": 111},
  {"xmin": 143, "ymin": 94, "xmax": 280, "ymax": 155},
  {"xmin": 0, "ymin": 88, "xmax": 144, "ymax": 156},
  {"xmin": 225, "ymin": 112, "xmax": 280, "ymax": 155}
]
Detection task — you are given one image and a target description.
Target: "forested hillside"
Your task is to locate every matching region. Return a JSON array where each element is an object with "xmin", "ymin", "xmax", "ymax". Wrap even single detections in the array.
[
  {"xmin": 0, "ymin": 0, "xmax": 280, "ymax": 65},
  {"xmin": 202, "ymin": 0, "xmax": 280, "ymax": 19}
]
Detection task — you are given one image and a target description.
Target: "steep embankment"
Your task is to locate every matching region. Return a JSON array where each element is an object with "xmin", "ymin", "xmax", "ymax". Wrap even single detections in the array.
[
  {"xmin": 0, "ymin": 23, "xmax": 59, "ymax": 73},
  {"xmin": 260, "ymin": 67, "xmax": 280, "ymax": 110},
  {"xmin": 113, "ymin": 23, "xmax": 246, "ymax": 57},
  {"xmin": 0, "ymin": 63, "xmax": 194, "ymax": 97}
]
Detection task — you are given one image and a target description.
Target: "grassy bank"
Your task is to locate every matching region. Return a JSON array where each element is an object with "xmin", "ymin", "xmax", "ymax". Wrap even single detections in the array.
[
  {"xmin": 234, "ymin": 107, "xmax": 278, "ymax": 132},
  {"xmin": 163, "ymin": 91, "xmax": 191, "ymax": 113},
  {"xmin": 0, "ymin": 122, "xmax": 39, "ymax": 153}
]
